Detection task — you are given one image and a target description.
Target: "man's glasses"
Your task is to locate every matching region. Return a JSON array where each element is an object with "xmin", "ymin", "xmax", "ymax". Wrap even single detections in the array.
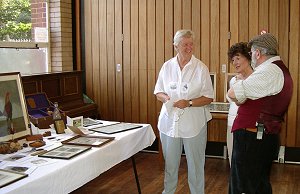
[{"xmin": 248, "ymin": 49, "xmax": 258, "ymax": 56}]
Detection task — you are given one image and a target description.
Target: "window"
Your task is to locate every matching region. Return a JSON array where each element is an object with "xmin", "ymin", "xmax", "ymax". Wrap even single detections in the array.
[{"xmin": 0, "ymin": 0, "xmax": 49, "ymax": 75}]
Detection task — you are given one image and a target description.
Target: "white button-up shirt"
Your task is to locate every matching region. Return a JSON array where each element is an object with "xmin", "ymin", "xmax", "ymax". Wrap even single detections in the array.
[
  {"xmin": 154, "ymin": 55, "xmax": 214, "ymax": 138},
  {"xmin": 232, "ymin": 56, "xmax": 284, "ymax": 103}
]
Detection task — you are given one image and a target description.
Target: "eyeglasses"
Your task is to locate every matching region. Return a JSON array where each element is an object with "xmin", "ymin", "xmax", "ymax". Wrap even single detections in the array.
[{"xmin": 248, "ymin": 49, "xmax": 258, "ymax": 56}]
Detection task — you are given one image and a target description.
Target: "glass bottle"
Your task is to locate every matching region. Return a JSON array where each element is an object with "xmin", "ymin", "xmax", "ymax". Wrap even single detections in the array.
[{"xmin": 52, "ymin": 102, "xmax": 62, "ymax": 120}]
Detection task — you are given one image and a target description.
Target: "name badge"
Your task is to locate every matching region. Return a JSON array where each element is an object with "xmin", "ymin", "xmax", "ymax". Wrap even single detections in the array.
[
  {"xmin": 169, "ymin": 82, "xmax": 177, "ymax": 90},
  {"xmin": 181, "ymin": 82, "xmax": 189, "ymax": 93}
]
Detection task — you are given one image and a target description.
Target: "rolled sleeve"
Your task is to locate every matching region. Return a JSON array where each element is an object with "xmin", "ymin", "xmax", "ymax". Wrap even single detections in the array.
[
  {"xmin": 232, "ymin": 80, "xmax": 247, "ymax": 103},
  {"xmin": 154, "ymin": 67, "xmax": 165, "ymax": 95},
  {"xmin": 231, "ymin": 58, "xmax": 284, "ymax": 103}
]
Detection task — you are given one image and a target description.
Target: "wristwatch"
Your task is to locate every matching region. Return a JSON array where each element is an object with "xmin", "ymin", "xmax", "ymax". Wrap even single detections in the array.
[{"xmin": 189, "ymin": 99, "xmax": 193, "ymax": 107}]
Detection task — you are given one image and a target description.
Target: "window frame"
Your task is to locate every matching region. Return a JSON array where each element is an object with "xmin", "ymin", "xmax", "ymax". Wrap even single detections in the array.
[{"xmin": 0, "ymin": 0, "xmax": 51, "ymax": 72}]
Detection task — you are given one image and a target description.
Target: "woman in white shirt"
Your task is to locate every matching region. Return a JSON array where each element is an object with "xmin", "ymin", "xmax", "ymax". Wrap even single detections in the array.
[
  {"xmin": 226, "ymin": 42, "xmax": 253, "ymax": 166},
  {"xmin": 154, "ymin": 29, "xmax": 214, "ymax": 194}
]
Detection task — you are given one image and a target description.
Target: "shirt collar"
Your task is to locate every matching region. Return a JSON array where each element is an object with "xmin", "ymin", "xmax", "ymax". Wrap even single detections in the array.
[
  {"xmin": 174, "ymin": 54, "xmax": 195, "ymax": 67},
  {"xmin": 255, "ymin": 56, "xmax": 281, "ymax": 69}
]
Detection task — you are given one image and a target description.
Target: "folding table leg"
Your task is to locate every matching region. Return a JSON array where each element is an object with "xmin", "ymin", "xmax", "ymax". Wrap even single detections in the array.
[{"xmin": 131, "ymin": 156, "xmax": 141, "ymax": 194}]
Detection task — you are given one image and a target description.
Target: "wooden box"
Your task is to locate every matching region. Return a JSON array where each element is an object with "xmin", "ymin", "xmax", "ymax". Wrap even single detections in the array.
[
  {"xmin": 21, "ymin": 71, "xmax": 98, "ymax": 119},
  {"xmin": 25, "ymin": 93, "xmax": 66, "ymax": 129}
]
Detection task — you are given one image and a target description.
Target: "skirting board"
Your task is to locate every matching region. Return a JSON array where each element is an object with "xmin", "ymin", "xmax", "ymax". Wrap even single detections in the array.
[{"xmin": 284, "ymin": 146, "xmax": 300, "ymax": 164}]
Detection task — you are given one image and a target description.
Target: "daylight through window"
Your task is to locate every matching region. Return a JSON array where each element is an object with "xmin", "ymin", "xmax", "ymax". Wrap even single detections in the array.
[{"xmin": 0, "ymin": 0, "xmax": 49, "ymax": 75}]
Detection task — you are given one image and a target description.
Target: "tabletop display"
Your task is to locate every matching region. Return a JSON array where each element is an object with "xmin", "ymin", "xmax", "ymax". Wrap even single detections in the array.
[{"xmin": 0, "ymin": 121, "xmax": 155, "ymax": 194}]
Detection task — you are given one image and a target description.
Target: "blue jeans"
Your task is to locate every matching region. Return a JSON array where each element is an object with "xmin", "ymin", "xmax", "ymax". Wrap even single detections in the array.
[{"xmin": 229, "ymin": 129, "xmax": 279, "ymax": 194}]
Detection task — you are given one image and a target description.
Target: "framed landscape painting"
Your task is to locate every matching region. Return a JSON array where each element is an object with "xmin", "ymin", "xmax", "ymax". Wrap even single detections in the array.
[{"xmin": 0, "ymin": 72, "xmax": 31, "ymax": 142}]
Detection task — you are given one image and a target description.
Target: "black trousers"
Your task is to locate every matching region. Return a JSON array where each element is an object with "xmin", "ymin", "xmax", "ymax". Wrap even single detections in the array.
[{"xmin": 229, "ymin": 129, "xmax": 279, "ymax": 194}]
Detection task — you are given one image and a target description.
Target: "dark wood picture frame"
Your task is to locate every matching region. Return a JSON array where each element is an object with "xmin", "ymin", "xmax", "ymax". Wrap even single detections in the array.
[
  {"xmin": 61, "ymin": 135, "xmax": 115, "ymax": 147},
  {"xmin": 38, "ymin": 144, "xmax": 91, "ymax": 160},
  {"xmin": 89, "ymin": 122, "xmax": 142, "ymax": 134}
]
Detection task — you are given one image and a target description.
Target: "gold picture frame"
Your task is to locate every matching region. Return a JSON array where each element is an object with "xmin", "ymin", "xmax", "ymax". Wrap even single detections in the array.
[
  {"xmin": 54, "ymin": 119, "xmax": 66, "ymax": 134},
  {"xmin": 0, "ymin": 72, "xmax": 31, "ymax": 142}
]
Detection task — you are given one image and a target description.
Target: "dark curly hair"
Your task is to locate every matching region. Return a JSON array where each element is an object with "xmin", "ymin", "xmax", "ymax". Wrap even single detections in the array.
[{"xmin": 227, "ymin": 42, "xmax": 251, "ymax": 61}]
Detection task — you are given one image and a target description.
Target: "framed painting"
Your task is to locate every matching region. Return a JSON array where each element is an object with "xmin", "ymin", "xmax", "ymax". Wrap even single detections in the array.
[
  {"xmin": 38, "ymin": 145, "xmax": 91, "ymax": 160},
  {"xmin": 0, "ymin": 72, "xmax": 31, "ymax": 142},
  {"xmin": 61, "ymin": 135, "xmax": 115, "ymax": 147},
  {"xmin": 0, "ymin": 169, "xmax": 28, "ymax": 188},
  {"xmin": 53, "ymin": 119, "xmax": 66, "ymax": 134},
  {"xmin": 208, "ymin": 102, "xmax": 230, "ymax": 113},
  {"xmin": 210, "ymin": 72, "xmax": 217, "ymax": 101},
  {"xmin": 224, "ymin": 73, "xmax": 238, "ymax": 102},
  {"xmin": 71, "ymin": 116, "xmax": 83, "ymax": 128}
]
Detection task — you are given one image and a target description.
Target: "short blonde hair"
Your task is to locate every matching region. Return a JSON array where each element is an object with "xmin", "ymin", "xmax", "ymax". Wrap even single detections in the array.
[{"xmin": 173, "ymin": 29, "xmax": 194, "ymax": 46}]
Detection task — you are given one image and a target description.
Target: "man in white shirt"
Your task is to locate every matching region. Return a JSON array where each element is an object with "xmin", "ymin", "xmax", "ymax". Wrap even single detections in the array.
[{"xmin": 227, "ymin": 33, "xmax": 293, "ymax": 194}]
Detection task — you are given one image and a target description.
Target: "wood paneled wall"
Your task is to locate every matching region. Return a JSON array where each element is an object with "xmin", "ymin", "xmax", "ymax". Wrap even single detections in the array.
[{"xmin": 82, "ymin": 0, "xmax": 300, "ymax": 147}]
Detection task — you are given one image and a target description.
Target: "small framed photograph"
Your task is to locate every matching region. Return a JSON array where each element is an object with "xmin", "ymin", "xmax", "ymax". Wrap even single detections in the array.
[
  {"xmin": 61, "ymin": 135, "xmax": 115, "ymax": 147},
  {"xmin": 54, "ymin": 119, "xmax": 66, "ymax": 134},
  {"xmin": 38, "ymin": 144, "xmax": 91, "ymax": 160},
  {"xmin": 224, "ymin": 73, "xmax": 238, "ymax": 102},
  {"xmin": 0, "ymin": 72, "xmax": 31, "ymax": 141},
  {"xmin": 208, "ymin": 102, "xmax": 230, "ymax": 113},
  {"xmin": 67, "ymin": 116, "xmax": 83, "ymax": 128},
  {"xmin": 0, "ymin": 169, "xmax": 28, "ymax": 188},
  {"xmin": 210, "ymin": 72, "xmax": 217, "ymax": 101}
]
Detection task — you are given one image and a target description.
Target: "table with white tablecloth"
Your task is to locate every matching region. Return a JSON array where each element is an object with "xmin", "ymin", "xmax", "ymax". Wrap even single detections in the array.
[{"xmin": 0, "ymin": 123, "xmax": 155, "ymax": 194}]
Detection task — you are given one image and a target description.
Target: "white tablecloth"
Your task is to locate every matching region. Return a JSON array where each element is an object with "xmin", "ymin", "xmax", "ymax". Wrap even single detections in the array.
[{"xmin": 0, "ymin": 123, "xmax": 155, "ymax": 194}]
